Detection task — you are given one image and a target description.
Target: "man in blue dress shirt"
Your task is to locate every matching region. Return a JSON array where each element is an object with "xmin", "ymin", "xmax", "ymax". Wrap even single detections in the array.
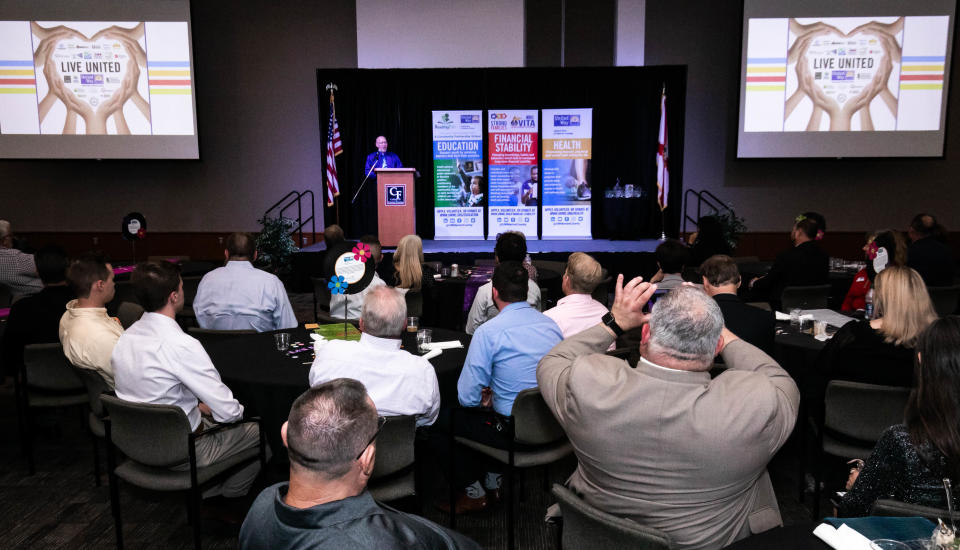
[
  {"xmin": 435, "ymin": 261, "xmax": 563, "ymax": 514},
  {"xmin": 363, "ymin": 135, "xmax": 403, "ymax": 176}
]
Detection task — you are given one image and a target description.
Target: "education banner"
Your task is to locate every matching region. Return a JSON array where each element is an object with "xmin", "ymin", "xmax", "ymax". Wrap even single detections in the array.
[
  {"xmin": 541, "ymin": 108, "xmax": 592, "ymax": 239},
  {"xmin": 432, "ymin": 110, "xmax": 484, "ymax": 239},
  {"xmin": 487, "ymin": 109, "xmax": 538, "ymax": 239}
]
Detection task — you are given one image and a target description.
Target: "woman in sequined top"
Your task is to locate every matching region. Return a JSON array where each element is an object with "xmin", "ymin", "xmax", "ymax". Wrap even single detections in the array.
[{"xmin": 840, "ymin": 316, "xmax": 960, "ymax": 516}]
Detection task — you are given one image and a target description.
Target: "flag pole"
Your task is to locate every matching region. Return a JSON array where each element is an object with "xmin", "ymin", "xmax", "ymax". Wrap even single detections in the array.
[{"xmin": 325, "ymin": 82, "xmax": 341, "ymax": 228}]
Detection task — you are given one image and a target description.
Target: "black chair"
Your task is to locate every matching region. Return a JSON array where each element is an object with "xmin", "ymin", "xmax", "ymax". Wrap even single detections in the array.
[
  {"xmin": 810, "ymin": 381, "xmax": 910, "ymax": 520},
  {"xmin": 405, "ymin": 290, "xmax": 424, "ymax": 318},
  {"xmin": 116, "ymin": 301, "xmax": 144, "ymax": 329},
  {"xmin": 311, "ymin": 276, "xmax": 332, "ymax": 321},
  {"xmin": 71, "ymin": 366, "xmax": 110, "ymax": 487},
  {"xmin": 780, "ymin": 284, "xmax": 831, "ymax": 312},
  {"xmin": 0, "ymin": 284, "xmax": 11, "ymax": 308},
  {"xmin": 551, "ymin": 484, "xmax": 673, "ymax": 549},
  {"xmin": 17, "ymin": 343, "xmax": 88, "ymax": 475},
  {"xmin": 101, "ymin": 394, "xmax": 266, "ymax": 550},
  {"xmin": 927, "ymin": 285, "xmax": 960, "ymax": 317},
  {"xmin": 450, "ymin": 388, "xmax": 573, "ymax": 550},
  {"xmin": 367, "ymin": 415, "xmax": 418, "ymax": 505},
  {"xmin": 870, "ymin": 498, "xmax": 960, "ymax": 523}
]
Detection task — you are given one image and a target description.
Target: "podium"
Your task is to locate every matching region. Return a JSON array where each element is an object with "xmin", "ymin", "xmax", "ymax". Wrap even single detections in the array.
[{"xmin": 376, "ymin": 168, "xmax": 416, "ymax": 247}]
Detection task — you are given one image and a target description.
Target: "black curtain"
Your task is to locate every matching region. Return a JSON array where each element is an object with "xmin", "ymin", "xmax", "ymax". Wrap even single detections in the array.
[{"xmin": 317, "ymin": 65, "xmax": 686, "ymax": 240}]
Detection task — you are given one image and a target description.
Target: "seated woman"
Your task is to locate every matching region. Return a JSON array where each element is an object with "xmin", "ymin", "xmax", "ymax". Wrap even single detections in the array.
[
  {"xmin": 391, "ymin": 234, "xmax": 435, "ymax": 320},
  {"xmin": 841, "ymin": 229, "xmax": 908, "ymax": 312},
  {"xmin": 816, "ymin": 265, "xmax": 936, "ymax": 389},
  {"xmin": 840, "ymin": 316, "xmax": 960, "ymax": 516}
]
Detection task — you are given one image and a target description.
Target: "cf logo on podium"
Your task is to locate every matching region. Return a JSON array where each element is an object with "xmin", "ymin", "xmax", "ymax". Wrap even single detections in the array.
[{"xmin": 385, "ymin": 184, "xmax": 406, "ymax": 206}]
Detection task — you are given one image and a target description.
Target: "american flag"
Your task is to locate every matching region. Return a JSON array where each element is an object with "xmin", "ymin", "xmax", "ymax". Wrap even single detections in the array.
[
  {"xmin": 656, "ymin": 88, "xmax": 669, "ymax": 211},
  {"xmin": 326, "ymin": 90, "xmax": 343, "ymax": 206}
]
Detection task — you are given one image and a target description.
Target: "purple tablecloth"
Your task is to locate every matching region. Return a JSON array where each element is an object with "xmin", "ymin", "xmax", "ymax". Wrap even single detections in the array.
[{"xmin": 462, "ymin": 266, "xmax": 494, "ymax": 313}]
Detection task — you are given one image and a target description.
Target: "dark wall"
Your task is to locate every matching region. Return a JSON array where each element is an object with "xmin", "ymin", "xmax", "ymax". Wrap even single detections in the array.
[
  {"xmin": 646, "ymin": 2, "xmax": 960, "ymax": 231},
  {"xmin": 0, "ymin": 0, "xmax": 357, "ymax": 233}
]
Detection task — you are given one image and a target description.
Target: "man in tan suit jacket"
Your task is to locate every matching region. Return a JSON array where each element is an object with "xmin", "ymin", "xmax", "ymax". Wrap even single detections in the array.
[{"xmin": 537, "ymin": 279, "xmax": 799, "ymax": 550}]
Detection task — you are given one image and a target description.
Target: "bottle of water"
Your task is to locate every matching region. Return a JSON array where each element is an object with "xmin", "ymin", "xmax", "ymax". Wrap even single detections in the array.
[{"xmin": 864, "ymin": 288, "xmax": 874, "ymax": 319}]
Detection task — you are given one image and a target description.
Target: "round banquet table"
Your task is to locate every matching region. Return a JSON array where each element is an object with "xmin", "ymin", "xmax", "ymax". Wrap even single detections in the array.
[
  {"xmin": 198, "ymin": 326, "xmax": 471, "ymax": 465},
  {"xmin": 723, "ymin": 524, "xmax": 827, "ymax": 549}
]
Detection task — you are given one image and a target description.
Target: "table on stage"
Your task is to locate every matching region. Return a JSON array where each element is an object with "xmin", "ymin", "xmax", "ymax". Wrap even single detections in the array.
[{"xmin": 198, "ymin": 325, "xmax": 471, "ymax": 464}]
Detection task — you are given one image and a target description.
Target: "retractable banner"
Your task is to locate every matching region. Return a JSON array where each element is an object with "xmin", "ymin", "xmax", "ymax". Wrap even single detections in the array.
[
  {"xmin": 487, "ymin": 109, "xmax": 538, "ymax": 239},
  {"xmin": 432, "ymin": 110, "xmax": 484, "ymax": 239},
  {"xmin": 542, "ymin": 108, "xmax": 592, "ymax": 239}
]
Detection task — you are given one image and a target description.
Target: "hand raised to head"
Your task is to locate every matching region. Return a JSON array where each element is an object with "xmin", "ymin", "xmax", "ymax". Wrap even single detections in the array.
[{"xmin": 609, "ymin": 274, "xmax": 658, "ymax": 333}]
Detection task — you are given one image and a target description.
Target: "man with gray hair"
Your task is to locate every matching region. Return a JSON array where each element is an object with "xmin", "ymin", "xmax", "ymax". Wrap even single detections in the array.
[
  {"xmin": 0, "ymin": 219, "xmax": 43, "ymax": 298},
  {"xmin": 240, "ymin": 379, "xmax": 479, "ymax": 549},
  {"xmin": 538, "ymin": 280, "xmax": 799, "ymax": 550},
  {"xmin": 308, "ymin": 286, "xmax": 439, "ymax": 426}
]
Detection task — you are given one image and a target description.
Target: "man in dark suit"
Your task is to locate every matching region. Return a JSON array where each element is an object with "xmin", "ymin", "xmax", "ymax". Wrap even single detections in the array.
[
  {"xmin": 906, "ymin": 213, "xmax": 954, "ymax": 287},
  {"xmin": 749, "ymin": 215, "xmax": 828, "ymax": 311},
  {"xmin": 701, "ymin": 254, "xmax": 775, "ymax": 356}
]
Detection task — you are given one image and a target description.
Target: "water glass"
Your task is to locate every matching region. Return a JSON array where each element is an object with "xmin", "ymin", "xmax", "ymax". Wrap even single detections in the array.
[
  {"xmin": 407, "ymin": 316, "xmax": 419, "ymax": 332},
  {"xmin": 814, "ymin": 320, "xmax": 828, "ymax": 338},
  {"xmin": 274, "ymin": 332, "xmax": 290, "ymax": 351},
  {"xmin": 869, "ymin": 540, "xmax": 910, "ymax": 550},
  {"xmin": 417, "ymin": 328, "xmax": 433, "ymax": 353},
  {"xmin": 790, "ymin": 308, "xmax": 802, "ymax": 329},
  {"xmin": 441, "ymin": 267, "xmax": 451, "ymax": 277},
  {"xmin": 451, "ymin": 263, "xmax": 459, "ymax": 277}
]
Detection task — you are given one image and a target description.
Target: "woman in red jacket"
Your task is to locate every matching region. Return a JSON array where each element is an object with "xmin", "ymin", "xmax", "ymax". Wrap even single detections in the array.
[{"xmin": 841, "ymin": 229, "xmax": 908, "ymax": 312}]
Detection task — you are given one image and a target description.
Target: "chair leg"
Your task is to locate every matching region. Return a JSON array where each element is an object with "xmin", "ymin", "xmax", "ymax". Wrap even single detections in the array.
[
  {"xmin": 448, "ymin": 426, "xmax": 457, "ymax": 529},
  {"xmin": 191, "ymin": 485, "xmax": 202, "ymax": 550},
  {"xmin": 507, "ymin": 450, "xmax": 515, "ymax": 550},
  {"xmin": 91, "ymin": 434, "xmax": 101, "ymax": 487},
  {"xmin": 106, "ymin": 424, "xmax": 123, "ymax": 549}
]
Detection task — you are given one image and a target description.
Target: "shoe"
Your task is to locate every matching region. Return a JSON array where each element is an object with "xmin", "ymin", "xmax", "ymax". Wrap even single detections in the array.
[{"xmin": 436, "ymin": 490, "xmax": 489, "ymax": 515}]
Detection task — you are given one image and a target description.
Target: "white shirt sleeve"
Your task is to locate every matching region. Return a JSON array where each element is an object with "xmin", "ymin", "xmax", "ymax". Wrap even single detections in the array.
[{"xmin": 175, "ymin": 338, "xmax": 244, "ymax": 424}]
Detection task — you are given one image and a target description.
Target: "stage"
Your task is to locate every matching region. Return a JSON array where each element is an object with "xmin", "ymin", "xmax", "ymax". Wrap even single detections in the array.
[{"xmin": 300, "ymin": 238, "xmax": 660, "ymax": 255}]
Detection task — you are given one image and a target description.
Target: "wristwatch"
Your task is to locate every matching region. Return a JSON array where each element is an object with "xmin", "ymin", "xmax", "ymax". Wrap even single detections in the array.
[{"xmin": 601, "ymin": 312, "xmax": 624, "ymax": 337}]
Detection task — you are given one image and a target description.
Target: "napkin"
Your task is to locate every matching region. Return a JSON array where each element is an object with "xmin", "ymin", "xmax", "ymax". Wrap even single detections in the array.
[
  {"xmin": 422, "ymin": 340, "xmax": 463, "ymax": 351},
  {"xmin": 813, "ymin": 523, "xmax": 873, "ymax": 550},
  {"xmin": 422, "ymin": 348, "xmax": 443, "ymax": 361},
  {"xmin": 775, "ymin": 311, "xmax": 815, "ymax": 322}
]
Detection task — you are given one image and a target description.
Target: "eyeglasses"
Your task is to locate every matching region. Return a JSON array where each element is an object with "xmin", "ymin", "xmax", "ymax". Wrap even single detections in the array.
[{"xmin": 355, "ymin": 416, "xmax": 387, "ymax": 460}]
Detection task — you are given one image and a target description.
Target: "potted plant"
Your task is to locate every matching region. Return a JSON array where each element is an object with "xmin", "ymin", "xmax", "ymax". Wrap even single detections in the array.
[{"xmin": 255, "ymin": 216, "xmax": 300, "ymax": 274}]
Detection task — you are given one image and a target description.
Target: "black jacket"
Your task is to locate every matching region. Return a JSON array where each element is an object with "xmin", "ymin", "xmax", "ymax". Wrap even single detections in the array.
[{"xmin": 713, "ymin": 293, "xmax": 775, "ymax": 356}]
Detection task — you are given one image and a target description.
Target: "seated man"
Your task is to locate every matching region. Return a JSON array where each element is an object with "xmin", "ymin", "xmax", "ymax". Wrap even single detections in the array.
[
  {"xmin": 113, "ymin": 261, "xmax": 264, "ymax": 499},
  {"xmin": 465, "ymin": 232, "xmax": 542, "ymax": 334},
  {"xmin": 543, "ymin": 252, "xmax": 609, "ymax": 341},
  {"xmin": 438, "ymin": 261, "xmax": 562, "ymax": 512},
  {"xmin": 59, "ymin": 253, "xmax": 124, "ymax": 388},
  {"xmin": 309, "ymin": 286, "xmax": 439, "ymax": 427},
  {"xmin": 239, "ymin": 379, "xmax": 479, "ymax": 549},
  {"xmin": 1, "ymin": 246, "xmax": 73, "ymax": 385},
  {"xmin": 193, "ymin": 232, "xmax": 297, "ymax": 332},
  {"xmin": 323, "ymin": 224, "xmax": 345, "ymax": 248},
  {"xmin": 701, "ymin": 254, "xmax": 775, "ymax": 356},
  {"xmin": 329, "ymin": 235, "xmax": 387, "ymax": 320},
  {"xmin": 538, "ymin": 281, "xmax": 799, "ymax": 550},
  {"xmin": 749, "ymin": 214, "xmax": 828, "ymax": 310},
  {"xmin": 0, "ymin": 219, "xmax": 43, "ymax": 298},
  {"xmin": 650, "ymin": 238, "xmax": 690, "ymax": 291},
  {"xmin": 906, "ymin": 213, "xmax": 954, "ymax": 287}
]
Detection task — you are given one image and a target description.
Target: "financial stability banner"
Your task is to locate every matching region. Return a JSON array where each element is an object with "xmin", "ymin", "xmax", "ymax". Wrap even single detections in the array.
[
  {"xmin": 541, "ymin": 108, "xmax": 592, "ymax": 239},
  {"xmin": 487, "ymin": 109, "xmax": 538, "ymax": 239},
  {"xmin": 432, "ymin": 110, "xmax": 484, "ymax": 239}
]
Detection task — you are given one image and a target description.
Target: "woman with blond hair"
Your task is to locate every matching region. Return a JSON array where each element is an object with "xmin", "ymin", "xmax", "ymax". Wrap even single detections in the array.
[
  {"xmin": 390, "ymin": 235, "xmax": 436, "ymax": 321},
  {"xmin": 816, "ymin": 265, "xmax": 937, "ymax": 389}
]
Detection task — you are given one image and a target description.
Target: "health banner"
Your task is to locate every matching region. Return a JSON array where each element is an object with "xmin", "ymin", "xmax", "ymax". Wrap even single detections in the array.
[
  {"xmin": 487, "ymin": 109, "xmax": 538, "ymax": 239},
  {"xmin": 542, "ymin": 108, "xmax": 592, "ymax": 239},
  {"xmin": 432, "ymin": 110, "xmax": 484, "ymax": 239}
]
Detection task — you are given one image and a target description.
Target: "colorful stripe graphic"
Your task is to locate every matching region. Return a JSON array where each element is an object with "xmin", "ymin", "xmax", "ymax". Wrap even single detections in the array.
[
  {"xmin": 746, "ymin": 57, "xmax": 786, "ymax": 92},
  {"xmin": 0, "ymin": 60, "xmax": 36, "ymax": 94},
  {"xmin": 147, "ymin": 61, "xmax": 191, "ymax": 95},
  {"xmin": 900, "ymin": 56, "xmax": 945, "ymax": 91}
]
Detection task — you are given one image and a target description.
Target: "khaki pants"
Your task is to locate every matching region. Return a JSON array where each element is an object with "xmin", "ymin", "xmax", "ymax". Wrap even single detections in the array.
[{"xmin": 173, "ymin": 419, "xmax": 268, "ymax": 498}]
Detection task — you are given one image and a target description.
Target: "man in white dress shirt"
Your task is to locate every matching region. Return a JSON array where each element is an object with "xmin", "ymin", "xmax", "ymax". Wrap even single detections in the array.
[
  {"xmin": 543, "ymin": 252, "xmax": 610, "ymax": 344},
  {"xmin": 330, "ymin": 235, "xmax": 387, "ymax": 320},
  {"xmin": 309, "ymin": 286, "xmax": 440, "ymax": 427},
  {"xmin": 193, "ymin": 232, "xmax": 297, "ymax": 332},
  {"xmin": 112, "ymin": 261, "xmax": 264, "ymax": 498},
  {"xmin": 465, "ymin": 231, "xmax": 541, "ymax": 334}
]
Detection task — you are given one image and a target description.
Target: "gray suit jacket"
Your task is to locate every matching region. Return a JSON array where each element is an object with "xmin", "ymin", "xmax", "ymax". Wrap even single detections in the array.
[{"xmin": 537, "ymin": 325, "xmax": 799, "ymax": 550}]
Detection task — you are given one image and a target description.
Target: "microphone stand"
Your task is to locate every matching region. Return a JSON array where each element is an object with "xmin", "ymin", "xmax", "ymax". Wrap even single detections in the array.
[{"xmin": 352, "ymin": 152, "xmax": 381, "ymax": 204}]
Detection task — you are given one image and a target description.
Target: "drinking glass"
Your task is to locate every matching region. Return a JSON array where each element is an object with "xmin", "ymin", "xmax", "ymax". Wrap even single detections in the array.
[
  {"xmin": 417, "ymin": 328, "xmax": 433, "ymax": 353},
  {"xmin": 407, "ymin": 316, "xmax": 419, "ymax": 332},
  {"xmin": 274, "ymin": 332, "xmax": 290, "ymax": 351},
  {"xmin": 790, "ymin": 308, "xmax": 802, "ymax": 329}
]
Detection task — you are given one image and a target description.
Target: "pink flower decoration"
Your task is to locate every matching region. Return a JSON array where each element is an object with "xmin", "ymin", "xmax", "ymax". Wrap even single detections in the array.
[{"xmin": 352, "ymin": 242, "xmax": 370, "ymax": 262}]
